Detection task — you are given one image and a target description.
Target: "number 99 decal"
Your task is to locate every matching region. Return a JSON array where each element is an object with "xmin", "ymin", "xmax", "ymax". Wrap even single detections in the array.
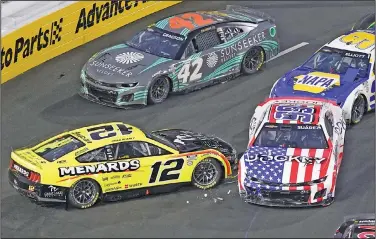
[{"xmin": 340, "ymin": 32, "xmax": 375, "ymax": 50}]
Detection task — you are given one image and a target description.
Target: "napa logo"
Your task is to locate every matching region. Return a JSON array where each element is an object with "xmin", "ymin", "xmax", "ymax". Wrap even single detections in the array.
[{"xmin": 293, "ymin": 72, "xmax": 340, "ymax": 93}]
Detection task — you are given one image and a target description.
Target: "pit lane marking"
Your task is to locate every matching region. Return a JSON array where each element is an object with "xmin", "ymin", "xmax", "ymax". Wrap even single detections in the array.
[{"xmin": 266, "ymin": 42, "xmax": 310, "ymax": 62}]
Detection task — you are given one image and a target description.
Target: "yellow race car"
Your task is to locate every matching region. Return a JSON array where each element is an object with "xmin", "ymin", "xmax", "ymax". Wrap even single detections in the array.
[{"xmin": 8, "ymin": 122, "xmax": 237, "ymax": 209}]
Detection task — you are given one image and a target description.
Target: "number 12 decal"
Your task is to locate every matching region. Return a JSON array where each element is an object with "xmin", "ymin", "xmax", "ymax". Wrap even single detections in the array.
[
  {"xmin": 178, "ymin": 58, "xmax": 203, "ymax": 84},
  {"xmin": 87, "ymin": 124, "xmax": 132, "ymax": 140},
  {"xmin": 149, "ymin": 158, "xmax": 184, "ymax": 183}
]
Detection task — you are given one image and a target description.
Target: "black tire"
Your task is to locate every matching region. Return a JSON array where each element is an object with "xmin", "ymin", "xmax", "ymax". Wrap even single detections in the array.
[
  {"xmin": 350, "ymin": 95, "xmax": 366, "ymax": 124},
  {"xmin": 68, "ymin": 179, "xmax": 100, "ymax": 209},
  {"xmin": 352, "ymin": 13, "xmax": 375, "ymax": 31},
  {"xmin": 241, "ymin": 47, "xmax": 265, "ymax": 75},
  {"xmin": 147, "ymin": 76, "xmax": 171, "ymax": 105},
  {"xmin": 191, "ymin": 158, "xmax": 223, "ymax": 190}
]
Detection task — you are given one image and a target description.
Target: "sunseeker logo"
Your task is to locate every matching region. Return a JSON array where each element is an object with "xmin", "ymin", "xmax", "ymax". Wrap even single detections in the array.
[{"xmin": 75, "ymin": 0, "xmax": 148, "ymax": 34}]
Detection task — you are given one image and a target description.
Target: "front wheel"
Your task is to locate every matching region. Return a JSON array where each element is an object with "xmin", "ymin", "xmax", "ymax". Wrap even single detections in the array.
[
  {"xmin": 192, "ymin": 158, "xmax": 223, "ymax": 190},
  {"xmin": 147, "ymin": 76, "xmax": 171, "ymax": 105},
  {"xmin": 241, "ymin": 47, "xmax": 265, "ymax": 75},
  {"xmin": 68, "ymin": 179, "xmax": 100, "ymax": 209},
  {"xmin": 350, "ymin": 95, "xmax": 366, "ymax": 124}
]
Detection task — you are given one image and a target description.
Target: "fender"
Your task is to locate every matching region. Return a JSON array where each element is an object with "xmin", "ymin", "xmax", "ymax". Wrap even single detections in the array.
[{"xmin": 341, "ymin": 84, "xmax": 368, "ymax": 121}]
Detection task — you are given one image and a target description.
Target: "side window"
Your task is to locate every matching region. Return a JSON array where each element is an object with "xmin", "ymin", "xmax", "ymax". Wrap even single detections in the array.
[
  {"xmin": 194, "ymin": 29, "xmax": 222, "ymax": 52},
  {"xmin": 116, "ymin": 141, "xmax": 171, "ymax": 159},
  {"xmin": 217, "ymin": 26, "xmax": 244, "ymax": 41},
  {"xmin": 182, "ymin": 41, "xmax": 196, "ymax": 59},
  {"xmin": 324, "ymin": 113, "xmax": 334, "ymax": 139},
  {"xmin": 76, "ymin": 147, "xmax": 110, "ymax": 163}
]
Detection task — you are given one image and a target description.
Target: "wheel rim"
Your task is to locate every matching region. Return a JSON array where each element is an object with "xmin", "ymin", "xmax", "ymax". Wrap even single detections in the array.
[
  {"xmin": 352, "ymin": 97, "xmax": 365, "ymax": 122},
  {"xmin": 72, "ymin": 180, "xmax": 96, "ymax": 205},
  {"xmin": 193, "ymin": 161, "xmax": 218, "ymax": 186},
  {"xmin": 244, "ymin": 48, "xmax": 263, "ymax": 71},
  {"xmin": 151, "ymin": 78, "xmax": 168, "ymax": 101}
]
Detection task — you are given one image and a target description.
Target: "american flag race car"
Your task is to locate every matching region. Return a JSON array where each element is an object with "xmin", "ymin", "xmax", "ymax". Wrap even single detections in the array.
[{"xmin": 238, "ymin": 97, "xmax": 347, "ymax": 207}]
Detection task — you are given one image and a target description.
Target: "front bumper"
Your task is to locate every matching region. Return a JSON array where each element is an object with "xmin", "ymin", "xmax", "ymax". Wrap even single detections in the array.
[
  {"xmin": 239, "ymin": 188, "xmax": 334, "ymax": 208},
  {"xmin": 80, "ymin": 72, "xmax": 148, "ymax": 108},
  {"xmin": 8, "ymin": 169, "xmax": 67, "ymax": 205}
]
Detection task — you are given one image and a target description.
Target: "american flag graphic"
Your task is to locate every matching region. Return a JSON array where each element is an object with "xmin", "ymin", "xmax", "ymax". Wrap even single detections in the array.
[{"xmin": 240, "ymin": 145, "xmax": 334, "ymax": 203}]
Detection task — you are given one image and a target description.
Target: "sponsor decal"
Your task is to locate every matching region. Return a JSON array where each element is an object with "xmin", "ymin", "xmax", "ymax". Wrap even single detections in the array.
[
  {"xmin": 13, "ymin": 164, "xmax": 29, "ymax": 177},
  {"xmin": 206, "ymin": 52, "xmax": 218, "ymax": 68},
  {"xmin": 44, "ymin": 185, "xmax": 64, "ymax": 198},
  {"xmin": 103, "ymin": 176, "xmax": 109, "ymax": 181},
  {"xmin": 105, "ymin": 186, "xmax": 122, "ymax": 192},
  {"xmin": 1, "ymin": 18, "xmax": 63, "ymax": 70},
  {"xmin": 75, "ymin": 0, "xmax": 148, "ymax": 34},
  {"xmin": 187, "ymin": 161, "xmax": 193, "ymax": 166},
  {"xmin": 269, "ymin": 26, "xmax": 276, "ymax": 37},
  {"xmin": 56, "ymin": 160, "xmax": 67, "ymax": 164},
  {"xmin": 124, "ymin": 183, "xmax": 142, "ymax": 189},
  {"xmin": 115, "ymin": 52, "xmax": 144, "ymax": 64},
  {"xmin": 187, "ymin": 155, "xmax": 197, "ymax": 160},
  {"xmin": 111, "ymin": 175, "xmax": 120, "ymax": 179},
  {"xmin": 89, "ymin": 61, "xmax": 133, "ymax": 77},
  {"xmin": 58, "ymin": 160, "xmax": 140, "ymax": 177},
  {"xmin": 244, "ymin": 153, "xmax": 326, "ymax": 164},
  {"xmin": 294, "ymin": 72, "xmax": 340, "ymax": 93},
  {"xmin": 28, "ymin": 186, "xmax": 35, "ymax": 191},
  {"xmin": 297, "ymin": 125, "xmax": 321, "ymax": 130},
  {"xmin": 162, "ymin": 33, "xmax": 184, "ymax": 41},
  {"xmin": 122, "ymin": 174, "xmax": 132, "ymax": 178},
  {"xmin": 75, "ymin": 147, "xmax": 89, "ymax": 156},
  {"xmin": 219, "ymin": 32, "xmax": 266, "ymax": 63},
  {"xmin": 344, "ymin": 52, "xmax": 367, "ymax": 58},
  {"xmin": 201, "ymin": 26, "xmax": 215, "ymax": 33},
  {"xmin": 105, "ymin": 181, "xmax": 121, "ymax": 187},
  {"xmin": 13, "ymin": 179, "xmax": 18, "ymax": 186}
]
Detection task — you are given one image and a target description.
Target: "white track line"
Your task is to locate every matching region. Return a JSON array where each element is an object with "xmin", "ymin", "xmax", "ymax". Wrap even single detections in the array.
[{"xmin": 266, "ymin": 42, "xmax": 310, "ymax": 63}]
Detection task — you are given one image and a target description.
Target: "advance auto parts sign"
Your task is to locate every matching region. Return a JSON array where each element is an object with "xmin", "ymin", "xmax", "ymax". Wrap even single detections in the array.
[{"xmin": 1, "ymin": 0, "xmax": 181, "ymax": 83}]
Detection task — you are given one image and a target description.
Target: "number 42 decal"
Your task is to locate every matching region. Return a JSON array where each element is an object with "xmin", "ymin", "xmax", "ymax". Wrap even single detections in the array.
[{"xmin": 177, "ymin": 58, "xmax": 203, "ymax": 84}]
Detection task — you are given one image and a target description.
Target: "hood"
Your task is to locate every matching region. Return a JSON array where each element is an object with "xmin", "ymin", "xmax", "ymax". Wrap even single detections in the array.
[
  {"xmin": 152, "ymin": 129, "xmax": 236, "ymax": 157},
  {"xmin": 84, "ymin": 44, "xmax": 167, "ymax": 84},
  {"xmin": 272, "ymin": 67, "xmax": 362, "ymax": 103},
  {"xmin": 240, "ymin": 146, "xmax": 330, "ymax": 184}
]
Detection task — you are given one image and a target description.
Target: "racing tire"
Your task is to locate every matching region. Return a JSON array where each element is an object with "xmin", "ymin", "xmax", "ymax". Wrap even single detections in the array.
[
  {"xmin": 192, "ymin": 158, "xmax": 223, "ymax": 190},
  {"xmin": 147, "ymin": 76, "xmax": 171, "ymax": 105},
  {"xmin": 350, "ymin": 95, "xmax": 366, "ymax": 124},
  {"xmin": 68, "ymin": 179, "xmax": 100, "ymax": 209},
  {"xmin": 352, "ymin": 13, "xmax": 375, "ymax": 31},
  {"xmin": 241, "ymin": 47, "xmax": 265, "ymax": 75}
]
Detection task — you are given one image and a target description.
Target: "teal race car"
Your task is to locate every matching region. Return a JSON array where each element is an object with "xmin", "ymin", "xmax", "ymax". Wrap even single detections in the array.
[{"xmin": 79, "ymin": 5, "xmax": 280, "ymax": 108}]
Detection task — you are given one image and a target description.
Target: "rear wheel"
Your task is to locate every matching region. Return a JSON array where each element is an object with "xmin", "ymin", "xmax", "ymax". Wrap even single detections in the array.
[
  {"xmin": 352, "ymin": 13, "xmax": 375, "ymax": 30},
  {"xmin": 147, "ymin": 76, "xmax": 170, "ymax": 104},
  {"xmin": 68, "ymin": 179, "xmax": 100, "ymax": 209},
  {"xmin": 350, "ymin": 95, "xmax": 366, "ymax": 124},
  {"xmin": 192, "ymin": 158, "xmax": 223, "ymax": 190},
  {"xmin": 241, "ymin": 47, "xmax": 265, "ymax": 75}
]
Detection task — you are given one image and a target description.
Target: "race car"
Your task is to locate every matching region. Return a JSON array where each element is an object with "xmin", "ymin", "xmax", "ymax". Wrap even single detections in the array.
[
  {"xmin": 79, "ymin": 5, "xmax": 280, "ymax": 108},
  {"xmin": 352, "ymin": 13, "xmax": 375, "ymax": 31},
  {"xmin": 269, "ymin": 29, "xmax": 375, "ymax": 124},
  {"xmin": 334, "ymin": 215, "xmax": 375, "ymax": 238},
  {"xmin": 8, "ymin": 122, "xmax": 237, "ymax": 209},
  {"xmin": 238, "ymin": 97, "xmax": 346, "ymax": 207}
]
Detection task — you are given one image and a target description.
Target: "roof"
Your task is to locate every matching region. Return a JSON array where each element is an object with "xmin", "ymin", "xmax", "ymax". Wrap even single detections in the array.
[
  {"xmin": 326, "ymin": 30, "xmax": 375, "ymax": 53},
  {"xmin": 32, "ymin": 122, "xmax": 144, "ymax": 148},
  {"xmin": 265, "ymin": 103, "xmax": 323, "ymax": 125},
  {"xmin": 153, "ymin": 10, "xmax": 253, "ymax": 36}
]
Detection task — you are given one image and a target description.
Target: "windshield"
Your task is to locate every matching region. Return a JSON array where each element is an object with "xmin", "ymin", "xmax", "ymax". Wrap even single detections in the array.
[
  {"xmin": 253, "ymin": 123, "xmax": 328, "ymax": 149},
  {"xmin": 126, "ymin": 28, "xmax": 185, "ymax": 59},
  {"xmin": 33, "ymin": 135, "xmax": 85, "ymax": 162},
  {"xmin": 302, "ymin": 46, "xmax": 370, "ymax": 78},
  {"xmin": 146, "ymin": 132, "xmax": 178, "ymax": 151}
]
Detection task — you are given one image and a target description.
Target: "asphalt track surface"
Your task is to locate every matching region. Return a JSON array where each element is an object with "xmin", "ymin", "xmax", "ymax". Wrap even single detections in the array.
[{"xmin": 1, "ymin": 1, "xmax": 375, "ymax": 238}]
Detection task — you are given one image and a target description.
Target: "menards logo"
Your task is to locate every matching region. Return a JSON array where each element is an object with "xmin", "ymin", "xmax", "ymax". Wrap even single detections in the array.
[
  {"xmin": 75, "ymin": 0, "xmax": 148, "ymax": 34},
  {"xmin": 1, "ymin": 18, "xmax": 63, "ymax": 70}
]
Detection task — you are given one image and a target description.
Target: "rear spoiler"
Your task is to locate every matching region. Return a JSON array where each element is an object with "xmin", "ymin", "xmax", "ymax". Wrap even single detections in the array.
[
  {"xmin": 258, "ymin": 97, "xmax": 338, "ymax": 107},
  {"xmin": 225, "ymin": 5, "xmax": 275, "ymax": 23},
  {"xmin": 343, "ymin": 214, "xmax": 375, "ymax": 223}
]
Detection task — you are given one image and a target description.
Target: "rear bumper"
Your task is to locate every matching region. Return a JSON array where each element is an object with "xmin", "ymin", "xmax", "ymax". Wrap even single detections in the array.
[
  {"xmin": 8, "ymin": 169, "xmax": 67, "ymax": 204},
  {"xmin": 239, "ymin": 189, "xmax": 334, "ymax": 208}
]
